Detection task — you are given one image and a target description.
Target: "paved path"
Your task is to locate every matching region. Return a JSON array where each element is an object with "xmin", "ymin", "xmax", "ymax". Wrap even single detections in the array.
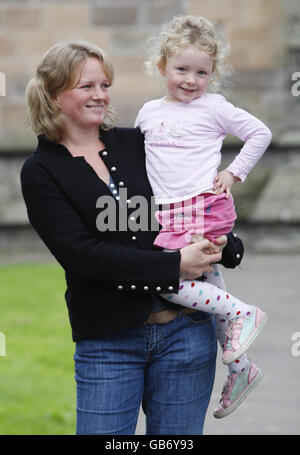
[
  {"xmin": 2, "ymin": 241, "xmax": 299, "ymax": 434},
  {"xmin": 136, "ymin": 254, "xmax": 300, "ymax": 435}
]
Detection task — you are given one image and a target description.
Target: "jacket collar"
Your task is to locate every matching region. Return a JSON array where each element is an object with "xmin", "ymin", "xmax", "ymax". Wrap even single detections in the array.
[
  {"xmin": 36, "ymin": 135, "xmax": 71, "ymax": 157},
  {"xmin": 36, "ymin": 128, "xmax": 117, "ymax": 157}
]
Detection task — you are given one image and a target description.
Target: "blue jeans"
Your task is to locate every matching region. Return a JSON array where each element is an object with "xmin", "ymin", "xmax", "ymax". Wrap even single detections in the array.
[{"xmin": 74, "ymin": 311, "xmax": 217, "ymax": 435}]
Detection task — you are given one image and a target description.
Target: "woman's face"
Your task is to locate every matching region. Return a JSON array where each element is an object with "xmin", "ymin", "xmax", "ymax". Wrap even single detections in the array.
[{"xmin": 55, "ymin": 56, "xmax": 111, "ymax": 133}]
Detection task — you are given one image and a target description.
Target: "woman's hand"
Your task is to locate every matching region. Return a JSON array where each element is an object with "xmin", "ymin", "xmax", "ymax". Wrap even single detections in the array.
[{"xmin": 179, "ymin": 236, "xmax": 227, "ymax": 280}]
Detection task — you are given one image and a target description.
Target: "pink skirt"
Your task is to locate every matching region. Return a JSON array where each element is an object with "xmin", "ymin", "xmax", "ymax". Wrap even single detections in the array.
[{"xmin": 154, "ymin": 193, "xmax": 237, "ymax": 249}]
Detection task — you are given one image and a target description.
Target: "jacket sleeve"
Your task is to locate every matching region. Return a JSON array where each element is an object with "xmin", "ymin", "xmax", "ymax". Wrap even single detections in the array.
[
  {"xmin": 219, "ymin": 231, "xmax": 244, "ymax": 269},
  {"xmin": 20, "ymin": 167, "xmax": 181, "ymax": 294}
]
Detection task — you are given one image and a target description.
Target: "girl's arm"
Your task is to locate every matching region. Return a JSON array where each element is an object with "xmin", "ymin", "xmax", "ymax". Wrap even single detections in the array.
[
  {"xmin": 213, "ymin": 169, "xmax": 240, "ymax": 198},
  {"xmin": 214, "ymin": 95, "xmax": 272, "ymax": 183}
]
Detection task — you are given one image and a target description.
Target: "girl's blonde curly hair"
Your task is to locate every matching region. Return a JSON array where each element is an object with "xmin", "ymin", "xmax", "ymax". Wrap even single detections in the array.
[{"xmin": 145, "ymin": 15, "xmax": 232, "ymax": 93}]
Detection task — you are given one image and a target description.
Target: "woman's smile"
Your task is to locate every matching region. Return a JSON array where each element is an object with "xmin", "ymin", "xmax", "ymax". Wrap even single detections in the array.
[{"xmin": 55, "ymin": 57, "xmax": 111, "ymax": 131}]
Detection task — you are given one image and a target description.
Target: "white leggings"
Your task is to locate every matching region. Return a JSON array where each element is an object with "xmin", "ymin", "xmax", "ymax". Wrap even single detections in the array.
[{"xmin": 161, "ymin": 259, "xmax": 251, "ymax": 373}]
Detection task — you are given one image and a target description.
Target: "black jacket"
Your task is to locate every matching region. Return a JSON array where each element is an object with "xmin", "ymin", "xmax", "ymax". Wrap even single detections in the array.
[{"xmin": 20, "ymin": 127, "xmax": 243, "ymax": 341}]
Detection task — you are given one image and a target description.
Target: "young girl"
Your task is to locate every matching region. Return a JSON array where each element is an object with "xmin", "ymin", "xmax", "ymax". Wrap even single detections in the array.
[{"xmin": 135, "ymin": 15, "xmax": 272, "ymax": 418}]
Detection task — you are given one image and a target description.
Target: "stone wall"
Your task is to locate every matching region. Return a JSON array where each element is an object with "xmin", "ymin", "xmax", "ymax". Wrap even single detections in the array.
[
  {"xmin": 0, "ymin": 0, "xmax": 300, "ymax": 232},
  {"xmin": 0, "ymin": 0, "xmax": 299, "ymax": 151}
]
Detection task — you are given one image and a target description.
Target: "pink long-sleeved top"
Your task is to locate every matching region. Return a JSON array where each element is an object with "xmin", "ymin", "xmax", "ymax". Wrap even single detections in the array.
[{"xmin": 135, "ymin": 93, "xmax": 272, "ymax": 205}]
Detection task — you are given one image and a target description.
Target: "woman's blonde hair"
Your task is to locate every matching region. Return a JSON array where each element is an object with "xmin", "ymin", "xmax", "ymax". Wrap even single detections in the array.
[
  {"xmin": 26, "ymin": 40, "xmax": 117, "ymax": 142},
  {"xmin": 145, "ymin": 15, "xmax": 232, "ymax": 93}
]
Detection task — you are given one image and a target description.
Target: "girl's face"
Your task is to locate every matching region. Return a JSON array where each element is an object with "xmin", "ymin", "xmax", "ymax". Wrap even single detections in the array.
[
  {"xmin": 55, "ymin": 56, "xmax": 111, "ymax": 133},
  {"xmin": 159, "ymin": 46, "xmax": 213, "ymax": 103}
]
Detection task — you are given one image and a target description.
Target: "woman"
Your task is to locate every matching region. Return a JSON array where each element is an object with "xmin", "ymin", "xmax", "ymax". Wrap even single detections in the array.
[{"xmin": 21, "ymin": 40, "xmax": 243, "ymax": 435}]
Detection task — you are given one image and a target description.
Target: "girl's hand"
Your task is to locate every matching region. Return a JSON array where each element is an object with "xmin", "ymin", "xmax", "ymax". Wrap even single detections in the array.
[
  {"xmin": 213, "ymin": 170, "xmax": 239, "ymax": 198},
  {"xmin": 202, "ymin": 235, "xmax": 228, "ymax": 255}
]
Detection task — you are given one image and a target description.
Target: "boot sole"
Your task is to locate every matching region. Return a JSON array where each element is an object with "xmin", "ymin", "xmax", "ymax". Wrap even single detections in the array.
[{"xmin": 213, "ymin": 369, "xmax": 264, "ymax": 419}]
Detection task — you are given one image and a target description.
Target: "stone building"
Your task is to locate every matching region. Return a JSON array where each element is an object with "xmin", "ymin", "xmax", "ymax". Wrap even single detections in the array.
[{"xmin": 0, "ymin": 0, "xmax": 299, "ymax": 243}]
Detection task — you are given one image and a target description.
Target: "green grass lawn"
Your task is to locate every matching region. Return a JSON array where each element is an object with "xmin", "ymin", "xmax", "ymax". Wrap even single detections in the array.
[{"xmin": 0, "ymin": 263, "xmax": 76, "ymax": 435}]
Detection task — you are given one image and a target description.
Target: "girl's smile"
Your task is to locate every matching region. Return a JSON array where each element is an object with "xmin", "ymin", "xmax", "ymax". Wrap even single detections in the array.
[{"xmin": 159, "ymin": 46, "xmax": 213, "ymax": 103}]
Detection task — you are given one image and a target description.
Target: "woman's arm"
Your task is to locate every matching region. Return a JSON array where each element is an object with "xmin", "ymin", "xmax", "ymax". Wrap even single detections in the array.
[
  {"xmin": 219, "ymin": 231, "xmax": 244, "ymax": 269},
  {"xmin": 21, "ymin": 172, "xmax": 183, "ymax": 293},
  {"xmin": 22, "ymin": 177, "xmax": 226, "ymax": 294},
  {"xmin": 22, "ymin": 178, "xmax": 227, "ymax": 294}
]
